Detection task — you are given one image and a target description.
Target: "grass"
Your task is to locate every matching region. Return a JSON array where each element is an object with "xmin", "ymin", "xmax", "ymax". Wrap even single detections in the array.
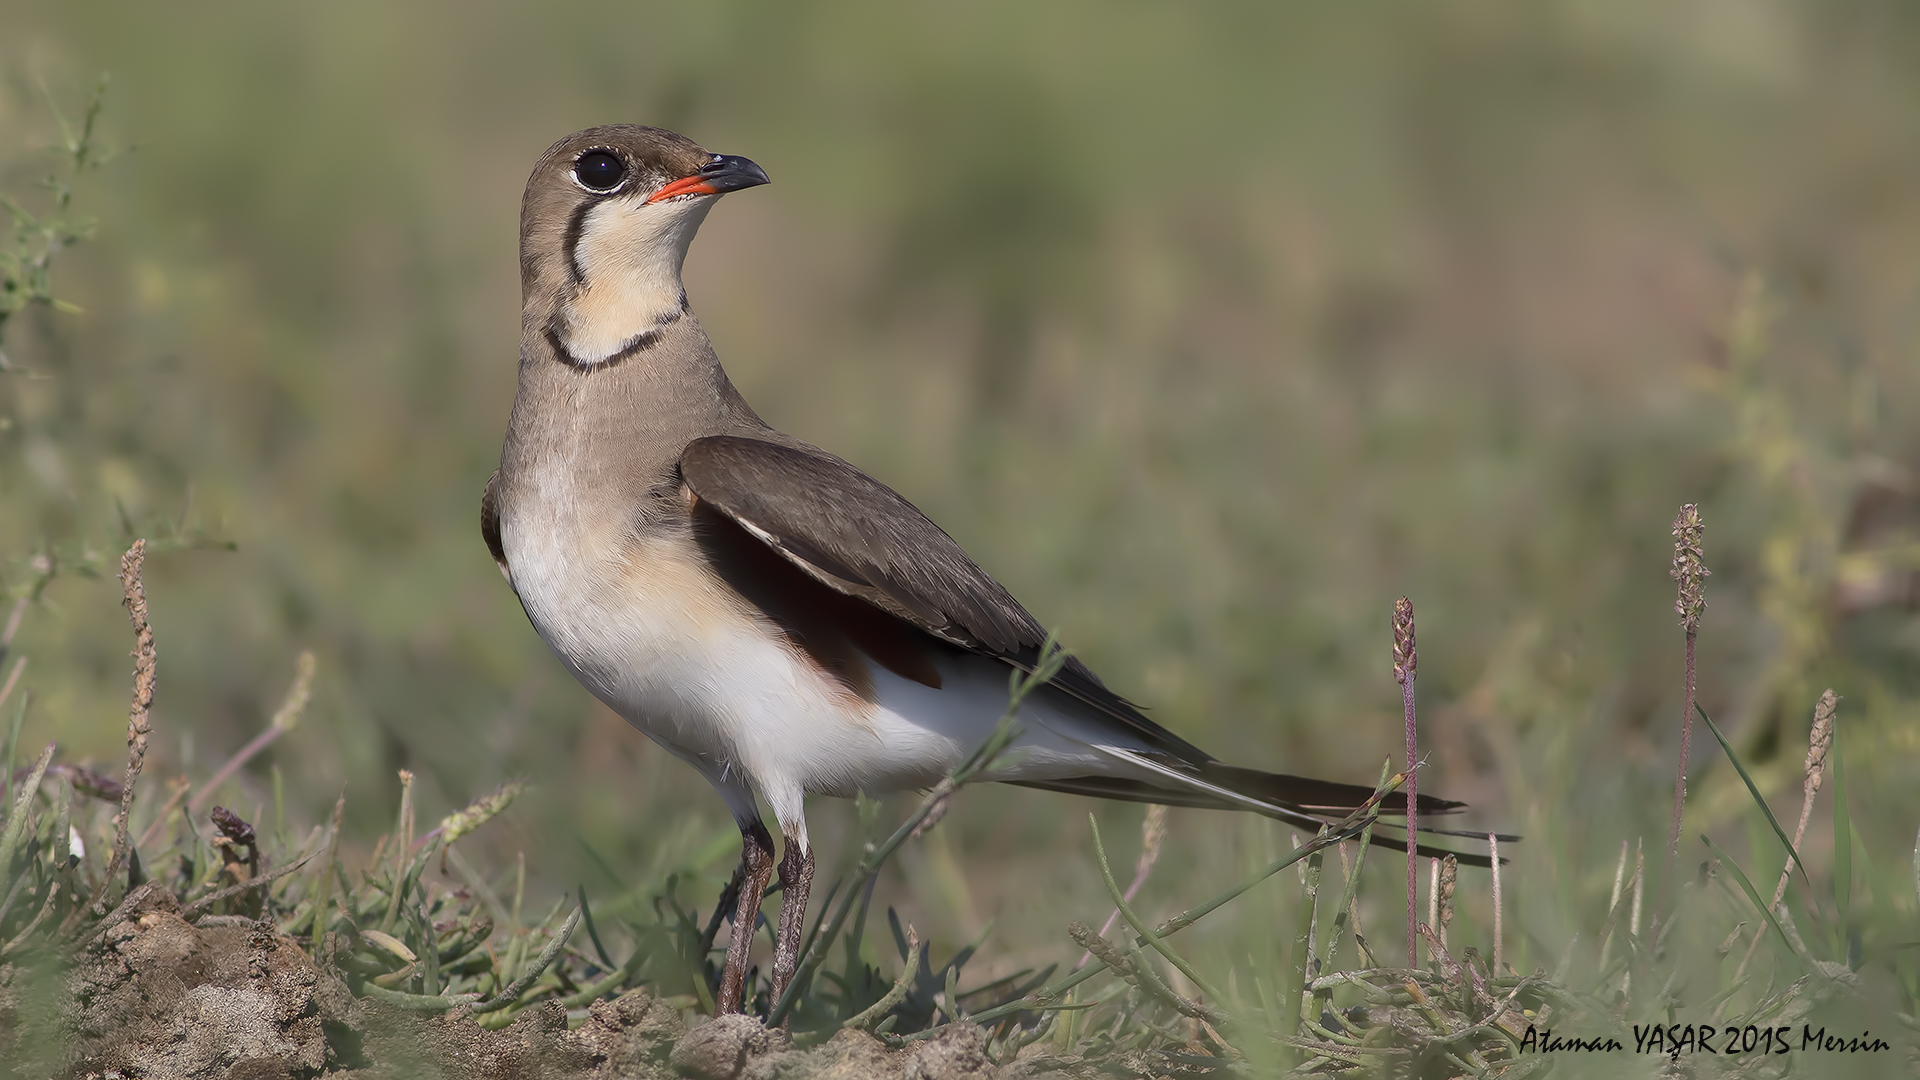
[{"xmin": 3, "ymin": 521, "xmax": 1913, "ymax": 1073}]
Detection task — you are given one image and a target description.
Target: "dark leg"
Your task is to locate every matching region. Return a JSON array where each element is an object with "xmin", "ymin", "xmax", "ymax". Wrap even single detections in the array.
[
  {"xmin": 769, "ymin": 837, "xmax": 815, "ymax": 1019},
  {"xmin": 717, "ymin": 819, "xmax": 775, "ymax": 1015}
]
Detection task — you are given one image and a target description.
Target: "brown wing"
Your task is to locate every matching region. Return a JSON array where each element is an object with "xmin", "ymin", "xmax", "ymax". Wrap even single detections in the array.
[
  {"xmin": 481, "ymin": 469, "xmax": 508, "ymax": 576},
  {"xmin": 678, "ymin": 434, "xmax": 1211, "ymax": 763}
]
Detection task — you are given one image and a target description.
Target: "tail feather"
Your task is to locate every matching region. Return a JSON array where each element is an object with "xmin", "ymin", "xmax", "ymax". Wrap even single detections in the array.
[
  {"xmin": 1009, "ymin": 753, "xmax": 1512, "ymax": 869},
  {"xmin": 1196, "ymin": 761, "xmax": 1467, "ymax": 817}
]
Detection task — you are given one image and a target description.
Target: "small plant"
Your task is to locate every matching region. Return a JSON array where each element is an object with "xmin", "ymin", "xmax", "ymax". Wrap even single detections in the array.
[{"xmin": 0, "ymin": 75, "xmax": 115, "ymax": 368}]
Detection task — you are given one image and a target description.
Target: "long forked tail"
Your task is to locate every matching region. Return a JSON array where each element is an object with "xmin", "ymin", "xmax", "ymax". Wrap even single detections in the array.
[{"xmin": 1011, "ymin": 750, "xmax": 1512, "ymax": 868}]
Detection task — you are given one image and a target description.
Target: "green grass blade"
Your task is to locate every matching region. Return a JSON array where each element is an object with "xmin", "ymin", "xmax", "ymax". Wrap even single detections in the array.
[
  {"xmin": 1089, "ymin": 815, "xmax": 1224, "ymax": 1005},
  {"xmin": 1323, "ymin": 760, "xmax": 1391, "ymax": 969},
  {"xmin": 578, "ymin": 884, "xmax": 617, "ymax": 972},
  {"xmin": 1699, "ymin": 704, "xmax": 1812, "ymax": 893},
  {"xmin": 572, "ymin": 834, "xmax": 632, "ymax": 892},
  {"xmin": 1831, "ymin": 720, "xmax": 1851, "ymax": 942},
  {"xmin": 0, "ymin": 743, "xmax": 54, "ymax": 895},
  {"xmin": 1701, "ymin": 833, "xmax": 1795, "ymax": 960},
  {"xmin": 1, "ymin": 688, "xmax": 26, "ymax": 811}
]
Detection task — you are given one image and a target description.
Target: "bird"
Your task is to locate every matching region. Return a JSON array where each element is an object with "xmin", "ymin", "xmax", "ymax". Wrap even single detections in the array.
[{"xmin": 484, "ymin": 124, "xmax": 1496, "ymax": 1017}]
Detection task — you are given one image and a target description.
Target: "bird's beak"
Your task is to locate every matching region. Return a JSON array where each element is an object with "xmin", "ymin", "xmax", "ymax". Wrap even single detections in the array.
[{"xmin": 645, "ymin": 155, "xmax": 771, "ymax": 204}]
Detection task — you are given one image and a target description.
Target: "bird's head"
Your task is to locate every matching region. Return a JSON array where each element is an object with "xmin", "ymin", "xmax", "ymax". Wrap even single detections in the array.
[{"xmin": 520, "ymin": 125, "xmax": 769, "ymax": 367}]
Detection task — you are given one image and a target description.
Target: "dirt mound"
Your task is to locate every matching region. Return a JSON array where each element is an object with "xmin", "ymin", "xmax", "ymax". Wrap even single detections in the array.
[
  {"xmin": 1, "ymin": 884, "xmax": 1106, "ymax": 1080},
  {"xmin": 5, "ymin": 883, "xmax": 347, "ymax": 1078}
]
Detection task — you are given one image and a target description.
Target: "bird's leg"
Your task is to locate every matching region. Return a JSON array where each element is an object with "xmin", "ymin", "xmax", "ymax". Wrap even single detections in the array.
[
  {"xmin": 717, "ymin": 819, "xmax": 775, "ymax": 1014},
  {"xmin": 769, "ymin": 836, "xmax": 815, "ymax": 1019}
]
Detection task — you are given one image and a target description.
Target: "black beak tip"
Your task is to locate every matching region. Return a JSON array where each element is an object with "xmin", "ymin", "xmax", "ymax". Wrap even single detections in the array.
[{"xmin": 705, "ymin": 154, "xmax": 771, "ymax": 193}]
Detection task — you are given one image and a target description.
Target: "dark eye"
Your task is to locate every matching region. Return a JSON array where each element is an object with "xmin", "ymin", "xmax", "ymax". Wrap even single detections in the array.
[{"xmin": 574, "ymin": 151, "xmax": 626, "ymax": 192}]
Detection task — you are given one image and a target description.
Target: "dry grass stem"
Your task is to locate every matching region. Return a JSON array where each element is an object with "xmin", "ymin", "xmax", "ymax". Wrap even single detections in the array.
[
  {"xmin": 1734, "ymin": 689, "xmax": 1836, "ymax": 980},
  {"xmin": 180, "ymin": 847, "xmax": 319, "ymax": 919},
  {"xmin": 1436, "ymin": 854, "xmax": 1457, "ymax": 951},
  {"xmin": 0, "ymin": 597, "xmax": 24, "ymax": 654},
  {"xmin": 1598, "ymin": 840, "xmax": 1632, "ymax": 968},
  {"xmin": 1664, "ymin": 504, "xmax": 1708, "ymax": 915},
  {"xmin": 135, "ymin": 778, "xmax": 191, "ymax": 851},
  {"xmin": 94, "ymin": 540, "xmax": 155, "ymax": 915},
  {"xmin": 363, "ymin": 833, "xmax": 388, "ymax": 878},
  {"xmin": 1488, "ymin": 833, "xmax": 1502, "ymax": 973},
  {"xmin": 0, "ymin": 657, "xmax": 24, "ymax": 715},
  {"xmin": 1393, "ymin": 596, "xmax": 1418, "ymax": 968},
  {"xmin": 1426, "ymin": 857, "xmax": 1439, "ymax": 956},
  {"xmin": 190, "ymin": 650, "xmax": 316, "ymax": 814},
  {"xmin": 1629, "ymin": 839, "xmax": 1644, "ymax": 939},
  {"xmin": 1778, "ymin": 689, "xmax": 1837, "ymax": 899},
  {"xmin": 1609, "ymin": 840, "xmax": 1629, "ymax": 917}
]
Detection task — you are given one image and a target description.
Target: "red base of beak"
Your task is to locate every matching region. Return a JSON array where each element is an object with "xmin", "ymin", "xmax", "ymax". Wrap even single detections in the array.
[{"xmin": 644, "ymin": 175, "xmax": 719, "ymax": 204}]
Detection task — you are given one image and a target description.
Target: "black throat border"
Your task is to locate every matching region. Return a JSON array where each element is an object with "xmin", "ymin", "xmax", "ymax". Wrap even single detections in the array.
[{"xmin": 544, "ymin": 302, "xmax": 685, "ymax": 374}]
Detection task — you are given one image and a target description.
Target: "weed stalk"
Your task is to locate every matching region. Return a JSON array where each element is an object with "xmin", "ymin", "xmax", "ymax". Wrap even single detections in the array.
[
  {"xmin": 1663, "ymin": 504, "xmax": 1708, "ymax": 920},
  {"xmin": 93, "ymin": 540, "xmax": 154, "ymax": 916},
  {"xmin": 1393, "ymin": 597, "xmax": 1418, "ymax": 967}
]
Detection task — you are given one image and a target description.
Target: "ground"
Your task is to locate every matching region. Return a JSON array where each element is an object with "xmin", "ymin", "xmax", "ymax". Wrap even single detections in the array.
[{"xmin": 0, "ymin": 884, "xmax": 1153, "ymax": 1080}]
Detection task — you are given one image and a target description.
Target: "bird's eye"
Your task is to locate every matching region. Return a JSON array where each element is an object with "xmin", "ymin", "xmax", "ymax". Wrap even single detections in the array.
[{"xmin": 574, "ymin": 151, "xmax": 627, "ymax": 192}]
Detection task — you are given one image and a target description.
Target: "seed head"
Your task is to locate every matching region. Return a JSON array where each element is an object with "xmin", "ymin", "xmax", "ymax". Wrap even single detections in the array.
[
  {"xmin": 1138, "ymin": 802, "xmax": 1168, "ymax": 877},
  {"xmin": 1670, "ymin": 504, "xmax": 1709, "ymax": 633},
  {"xmin": 1804, "ymin": 689, "xmax": 1837, "ymax": 796},
  {"xmin": 1437, "ymin": 853, "xmax": 1458, "ymax": 938},
  {"xmin": 1392, "ymin": 597, "xmax": 1416, "ymax": 686}
]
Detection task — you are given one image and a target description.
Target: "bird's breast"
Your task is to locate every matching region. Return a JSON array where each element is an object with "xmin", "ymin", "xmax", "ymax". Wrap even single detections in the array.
[
  {"xmin": 503, "ymin": 478, "xmax": 745, "ymax": 734},
  {"xmin": 496, "ymin": 458, "xmax": 889, "ymax": 782}
]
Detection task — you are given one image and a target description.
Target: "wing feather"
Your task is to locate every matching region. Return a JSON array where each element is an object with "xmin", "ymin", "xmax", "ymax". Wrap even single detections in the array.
[
  {"xmin": 481, "ymin": 469, "xmax": 509, "ymax": 580},
  {"xmin": 679, "ymin": 434, "xmax": 1210, "ymax": 762}
]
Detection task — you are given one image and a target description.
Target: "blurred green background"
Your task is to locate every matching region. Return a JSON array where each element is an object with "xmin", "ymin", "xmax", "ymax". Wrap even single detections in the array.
[{"xmin": 5, "ymin": 0, "xmax": 1920, "ymax": 980}]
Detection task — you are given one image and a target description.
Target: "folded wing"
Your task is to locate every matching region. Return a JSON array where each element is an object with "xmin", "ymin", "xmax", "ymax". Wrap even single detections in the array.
[{"xmin": 679, "ymin": 434, "xmax": 1211, "ymax": 762}]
